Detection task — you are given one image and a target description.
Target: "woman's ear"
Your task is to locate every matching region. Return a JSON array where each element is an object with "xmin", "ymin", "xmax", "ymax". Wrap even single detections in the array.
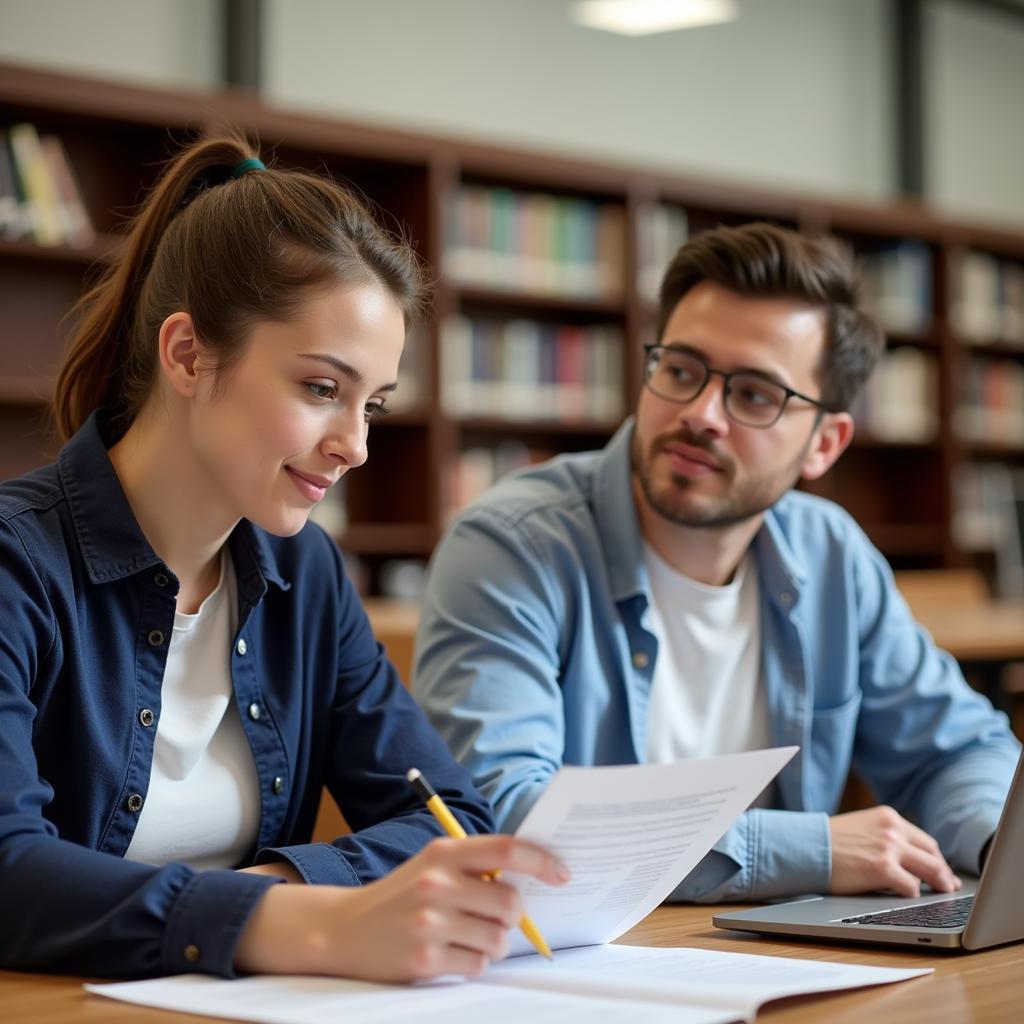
[{"xmin": 157, "ymin": 312, "xmax": 200, "ymax": 399}]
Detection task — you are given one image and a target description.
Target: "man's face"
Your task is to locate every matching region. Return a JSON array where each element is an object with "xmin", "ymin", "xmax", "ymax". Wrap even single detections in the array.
[{"xmin": 632, "ymin": 280, "xmax": 842, "ymax": 530}]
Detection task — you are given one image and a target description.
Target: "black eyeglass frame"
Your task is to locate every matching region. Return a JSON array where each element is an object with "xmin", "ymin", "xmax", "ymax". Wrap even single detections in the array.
[{"xmin": 642, "ymin": 344, "xmax": 836, "ymax": 429}]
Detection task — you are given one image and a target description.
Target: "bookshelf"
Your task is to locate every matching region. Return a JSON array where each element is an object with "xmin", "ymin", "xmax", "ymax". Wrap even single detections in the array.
[{"xmin": 3, "ymin": 62, "xmax": 1024, "ymax": 593}]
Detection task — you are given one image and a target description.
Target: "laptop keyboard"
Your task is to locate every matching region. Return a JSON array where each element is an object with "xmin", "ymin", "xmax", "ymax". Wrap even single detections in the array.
[{"xmin": 841, "ymin": 894, "xmax": 974, "ymax": 929}]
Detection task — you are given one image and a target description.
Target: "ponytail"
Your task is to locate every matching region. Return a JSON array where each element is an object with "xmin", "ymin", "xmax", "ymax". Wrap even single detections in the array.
[{"xmin": 53, "ymin": 132, "xmax": 426, "ymax": 442}]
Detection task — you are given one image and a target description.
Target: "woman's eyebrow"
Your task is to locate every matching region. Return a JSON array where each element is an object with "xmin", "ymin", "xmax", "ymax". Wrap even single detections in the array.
[{"xmin": 298, "ymin": 353, "xmax": 397, "ymax": 392}]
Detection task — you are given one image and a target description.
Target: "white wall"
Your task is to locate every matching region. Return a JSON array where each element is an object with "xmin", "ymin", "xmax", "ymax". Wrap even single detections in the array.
[
  {"xmin": 265, "ymin": 0, "xmax": 893, "ymax": 203},
  {"xmin": 1, "ymin": 0, "xmax": 1023, "ymax": 224},
  {"xmin": 0, "ymin": 0, "xmax": 220, "ymax": 88},
  {"xmin": 926, "ymin": 0, "xmax": 1024, "ymax": 224}
]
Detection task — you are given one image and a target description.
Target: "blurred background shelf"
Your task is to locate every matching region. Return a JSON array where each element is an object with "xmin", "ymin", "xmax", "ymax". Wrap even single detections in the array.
[{"xmin": 3, "ymin": 60, "xmax": 1024, "ymax": 594}]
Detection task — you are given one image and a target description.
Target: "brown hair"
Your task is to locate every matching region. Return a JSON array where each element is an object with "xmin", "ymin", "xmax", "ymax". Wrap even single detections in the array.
[
  {"xmin": 657, "ymin": 222, "xmax": 884, "ymax": 411},
  {"xmin": 54, "ymin": 131, "xmax": 427, "ymax": 441}
]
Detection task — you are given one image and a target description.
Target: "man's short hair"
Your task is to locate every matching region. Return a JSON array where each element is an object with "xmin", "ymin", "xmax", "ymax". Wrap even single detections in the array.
[{"xmin": 658, "ymin": 222, "xmax": 885, "ymax": 412}]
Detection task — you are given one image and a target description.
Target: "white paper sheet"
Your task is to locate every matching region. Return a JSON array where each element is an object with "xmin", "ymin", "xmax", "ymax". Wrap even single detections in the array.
[
  {"xmin": 86, "ymin": 945, "xmax": 931, "ymax": 1024},
  {"xmin": 505, "ymin": 746, "xmax": 798, "ymax": 955},
  {"xmin": 487, "ymin": 942, "xmax": 933, "ymax": 1016}
]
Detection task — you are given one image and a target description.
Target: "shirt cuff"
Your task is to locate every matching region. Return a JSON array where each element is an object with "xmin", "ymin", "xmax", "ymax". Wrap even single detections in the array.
[
  {"xmin": 162, "ymin": 869, "xmax": 281, "ymax": 978},
  {"xmin": 256, "ymin": 842, "xmax": 363, "ymax": 887},
  {"xmin": 947, "ymin": 808, "xmax": 1004, "ymax": 875},
  {"xmin": 668, "ymin": 809, "xmax": 832, "ymax": 903},
  {"xmin": 747, "ymin": 809, "xmax": 832, "ymax": 898}
]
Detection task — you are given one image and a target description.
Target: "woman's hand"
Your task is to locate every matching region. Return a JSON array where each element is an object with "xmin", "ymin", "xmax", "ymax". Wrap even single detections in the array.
[{"xmin": 233, "ymin": 835, "xmax": 569, "ymax": 982}]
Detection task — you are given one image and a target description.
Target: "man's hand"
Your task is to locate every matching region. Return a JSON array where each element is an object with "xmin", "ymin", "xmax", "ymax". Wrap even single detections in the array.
[{"xmin": 828, "ymin": 805, "xmax": 961, "ymax": 898}]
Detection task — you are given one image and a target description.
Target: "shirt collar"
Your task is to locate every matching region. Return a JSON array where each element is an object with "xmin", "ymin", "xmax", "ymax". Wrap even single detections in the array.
[
  {"xmin": 593, "ymin": 418, "xmax": 650, "ymax": 604},
  {"xmin": 755, "ymin": 502, "xmax": 809, "ymax": 606},
  {"xmin": 58, "ymin": 411, "xmax": 290, "ymax": 593}
]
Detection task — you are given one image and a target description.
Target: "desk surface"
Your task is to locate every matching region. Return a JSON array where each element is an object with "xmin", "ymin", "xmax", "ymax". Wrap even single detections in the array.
[
  {"xmin": 3, "ymin": 904, "xmax": 1021, "ymax": 1023},
  {"xmin": 361, "ymin": 596, "xmax": 1024, "ymax": 669},
  {"xmin": 907, "ymin": 599, "xmax": 1024, "ymax": 663}
]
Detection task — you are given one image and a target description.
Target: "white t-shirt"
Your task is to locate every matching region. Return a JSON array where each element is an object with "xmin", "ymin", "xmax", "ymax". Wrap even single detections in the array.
[
  {"xmin": 643, "ymin": 544, "xmax": 772, "ymax": 788},
  {"xmin": 125, "ymin": 552, "xmax": 261, "ymax": 869}
]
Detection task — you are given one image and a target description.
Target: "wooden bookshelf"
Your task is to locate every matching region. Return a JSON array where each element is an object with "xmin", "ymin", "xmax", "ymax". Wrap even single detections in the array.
[{"xmin": 3, "ymin": 61, "xmax": 1024, "ymax": 591}]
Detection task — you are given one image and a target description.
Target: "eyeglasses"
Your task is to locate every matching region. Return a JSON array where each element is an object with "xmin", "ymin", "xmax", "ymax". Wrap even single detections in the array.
[{"xmin": 643, "ymin": 345, "xmax": 833, "ymax": 429}]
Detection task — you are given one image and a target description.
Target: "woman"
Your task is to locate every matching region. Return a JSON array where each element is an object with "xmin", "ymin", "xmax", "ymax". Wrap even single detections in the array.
[{"xmin": 0, "ymin": 135, "xmax": 566, "ymax": 982}]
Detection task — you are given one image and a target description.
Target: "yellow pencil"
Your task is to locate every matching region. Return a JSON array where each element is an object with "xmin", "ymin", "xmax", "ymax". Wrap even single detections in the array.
[{"xmin": 406, "ymin": 767, "xmax": 553, "ymax": 960}]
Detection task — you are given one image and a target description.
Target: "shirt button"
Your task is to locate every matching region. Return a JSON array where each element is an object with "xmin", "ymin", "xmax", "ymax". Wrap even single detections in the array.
[
  {"xmin": 632, "ymin": 651, "xmax": 650, "ymax": 669},
  {"xmin": 248, "ymin": 702, "xmax": 261, "ymax": 721},
  {"xmin": 183, "ymin": 944, "xmax": 200, "ymax": 965},
  {"xmin": 779, "ymin": 592, "xmax": 793, "ymax": 605},
  {"xmin": 127, "ymin": 793, "xmax": 144, "ymax": 812},
  {"xmin": 147, "ymin": 629, "xmax": 165, "ymax": 647},
  {"xmin": 153, "ymin": 571, "xmax": 169, "ymax": 588},
  {"xmin": 272, "ymin": 776, "xmax": 284, "ymax": 795},
  {"xmin": 236, "ymin": 638, "xmax": 248, "ymax": 656},
  {"xmin": 138, "ymin": 708, "xmax": 155, "ymax": 727}
]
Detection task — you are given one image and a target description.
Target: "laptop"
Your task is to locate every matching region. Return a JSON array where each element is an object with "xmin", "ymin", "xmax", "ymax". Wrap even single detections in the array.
[{"xmin": 713, "ymin": 748, "xmax": 1024, "ymax": 951}]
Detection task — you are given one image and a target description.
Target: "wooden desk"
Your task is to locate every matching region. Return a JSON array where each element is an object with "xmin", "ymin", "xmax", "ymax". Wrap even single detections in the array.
[
  {"xmin": 907, "ymin": 599, "xmax": 1024, "ymax": 663},
  {"xmin": 623, "ymin": 905, "xmax": 1024, "ymax": 1023},
  {"xmin": 3, "ymin": 904, "xmax": 1021, "ymax": 1023},
  {"xmin": 364, "ymin": 595, "xmax": 1024, "ymax": 671}
]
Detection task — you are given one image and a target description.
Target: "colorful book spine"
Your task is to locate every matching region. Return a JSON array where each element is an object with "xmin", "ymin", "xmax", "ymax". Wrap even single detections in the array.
[
  {"xmin": 8, "ymin": 122, "xmax": 64, "ymax": 246},
  {"xmin": 0, "ymin": 124, "xmax": 95, "ymax": 247},
  {"xmin": 441, "ymin": 314, "xmax": 624, "ymax": 423},
  {"xmin": 444, "ymin": 184, "xmax": 625, "ymax": 300}
]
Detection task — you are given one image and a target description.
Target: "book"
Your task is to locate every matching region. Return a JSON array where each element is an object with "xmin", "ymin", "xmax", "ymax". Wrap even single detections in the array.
[
  {"xmin": 7, "ymin": 122, "xmax": 64, "ymax": 246},
  {"xmin": 39, "ymin": 133, "xmax": 95, "ymax": 248},
  {"xmin": 636, "ymin": 202, "xmax": 689, "ymax": 304},
  {"xmin": 857, "ymin": 346, "xmax": 938, "ymax": 443},
  {"xmin": 858, "ymin": 241, "xmax": 932, "ymax": 336},
  {"xmin": 0, "ymin": 132, "xmax": 21, "ymax": 237}
]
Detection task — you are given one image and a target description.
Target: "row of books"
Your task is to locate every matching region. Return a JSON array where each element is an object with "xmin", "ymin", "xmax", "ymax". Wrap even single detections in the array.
[
  {"xmin": 952, "ymin": 359, "xmax": 1024, "ymax": 446},
  {"xmin": 0, "ymin": 123, "xmax": 95, "ymax": 247},
  {"xmin": 858, "ymin": 241, "xmax": 934, "ymax": 337},
  {"xmin": 446, "ymin": 441, "xmax": 550, "ymax": 519},
  {"xmin": 440, "ymin": 315, "xmax": 625, "ymax": 422},
  {"xmin": 850, "ymin": 346, "xmax": 938, "ymax": 443},
  {"xmin": 635, "ymin": 202, "xmax": 689, "ymax": 304},
  {"xmin": 949, "ymin": 249, "xmax": 1024, "ymax": 345},
  {"xmin": 443, "ymin": 185, "xmax": 626, "ymax": 300},
  {"xmin": 951, "ymin": 461, "xmax": 1024, "ymax": 600}
]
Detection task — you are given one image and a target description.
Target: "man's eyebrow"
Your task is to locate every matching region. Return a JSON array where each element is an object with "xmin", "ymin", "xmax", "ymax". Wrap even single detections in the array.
[
  {"xmin": 298, "ymin": 353, "xmax": 398, "ymax": 392},
  {"xmin": 662, "ymin": 342, "xmax": 792, "ymax": 388}
]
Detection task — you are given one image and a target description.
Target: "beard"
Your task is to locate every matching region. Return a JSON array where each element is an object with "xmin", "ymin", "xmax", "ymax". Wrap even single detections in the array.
[{"xmin": 630, "ymin": 425, "xmax": 810, "ymax": 529}]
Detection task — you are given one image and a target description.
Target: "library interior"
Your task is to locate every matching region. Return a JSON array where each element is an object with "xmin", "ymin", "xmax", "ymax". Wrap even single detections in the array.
[{"xmin": 1, "ymin": 2, "xmax": 1023, "ymax": 1022}]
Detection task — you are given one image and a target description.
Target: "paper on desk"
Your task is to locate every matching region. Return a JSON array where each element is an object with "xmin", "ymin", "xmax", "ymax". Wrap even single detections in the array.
[
  {"xmin": 504, "ymin": 745, "xmax": 797, "ymax": 956},
  {"xmin": 85, "ymin": 972, "xmax": 735, "ymax": 1024},
  {"xmin": 487, "ymin": 943, "xmax": 933, "ymax": 1018},
  {"xmin": 85, "ymin": 944, "xmax": 931, "ymax": 1024}
]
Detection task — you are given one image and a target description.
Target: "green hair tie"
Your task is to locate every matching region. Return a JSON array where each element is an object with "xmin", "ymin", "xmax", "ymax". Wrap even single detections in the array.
[{"xmin": 232, "ymin": 157, "xmax": 266, "ymax": 178}]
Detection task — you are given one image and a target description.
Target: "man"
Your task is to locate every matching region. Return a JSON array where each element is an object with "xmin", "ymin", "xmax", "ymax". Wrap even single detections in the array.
[{"xmin": 414, "ymin": 222, "xmax": 1021, "ymax": 903}]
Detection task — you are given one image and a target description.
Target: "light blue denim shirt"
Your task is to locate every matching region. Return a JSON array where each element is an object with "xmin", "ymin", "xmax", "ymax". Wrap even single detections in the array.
[{"xmin": 414, "ymin": 419, "xmax": 1021, "ymax": 902}]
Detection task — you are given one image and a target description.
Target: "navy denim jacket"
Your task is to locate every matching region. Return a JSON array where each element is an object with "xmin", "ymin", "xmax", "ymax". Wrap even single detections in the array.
[{"xmin": 0, "ymin": 413, "xmax": 493, "ymax": 978}]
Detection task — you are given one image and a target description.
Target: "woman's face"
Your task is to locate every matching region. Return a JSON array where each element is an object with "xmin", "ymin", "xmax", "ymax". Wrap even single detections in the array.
[{"xmin": 188, "ymin": 280, "xmax": 406, "ymax": 537}]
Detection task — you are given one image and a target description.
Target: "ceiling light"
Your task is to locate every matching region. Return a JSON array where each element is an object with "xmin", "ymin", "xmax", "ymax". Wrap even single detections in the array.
[{"xmin": 573, "ymin": 0, "xmax": 740, "ymax": 36}]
